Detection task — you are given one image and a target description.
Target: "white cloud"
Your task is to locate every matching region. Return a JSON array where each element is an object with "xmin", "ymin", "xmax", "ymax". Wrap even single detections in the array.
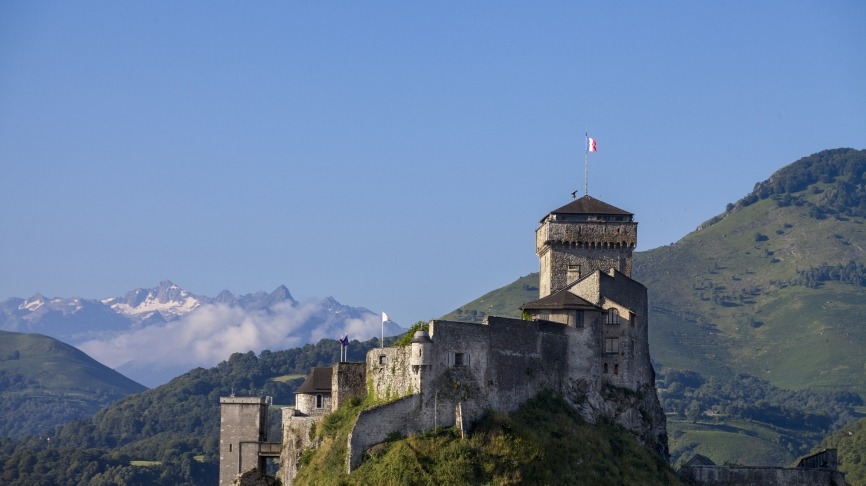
[{"xmin": 78, "ymin": 299, "xmax": 383, "ymax": 385}]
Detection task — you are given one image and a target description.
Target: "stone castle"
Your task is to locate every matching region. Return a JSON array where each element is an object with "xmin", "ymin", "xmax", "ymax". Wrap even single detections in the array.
[{"xmin": 219, "ymin": 194, "xmax": 669, "ymax": 485}]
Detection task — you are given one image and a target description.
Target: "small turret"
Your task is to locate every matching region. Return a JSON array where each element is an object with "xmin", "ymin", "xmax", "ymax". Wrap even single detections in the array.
[{"xmin": 410, "ymin": 330, "xmax": 432, "ymax": 367}]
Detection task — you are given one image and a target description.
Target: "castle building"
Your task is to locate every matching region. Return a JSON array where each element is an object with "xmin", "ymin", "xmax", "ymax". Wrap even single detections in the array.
[{"xmin": 272, "ymin": 193, "xmax": 668, "ymax": 485}]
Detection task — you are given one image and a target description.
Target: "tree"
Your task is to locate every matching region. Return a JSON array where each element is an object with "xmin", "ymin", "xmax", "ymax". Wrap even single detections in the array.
[{"xmin": 686, "ymin": 401, "xmax": 701, "ymax": 424}]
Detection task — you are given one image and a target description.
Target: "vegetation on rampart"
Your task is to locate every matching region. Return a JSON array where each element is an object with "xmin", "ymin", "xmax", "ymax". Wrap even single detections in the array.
[{"xmin": 391, "ymin": 321, "xmax": 429, "ymax": 346}]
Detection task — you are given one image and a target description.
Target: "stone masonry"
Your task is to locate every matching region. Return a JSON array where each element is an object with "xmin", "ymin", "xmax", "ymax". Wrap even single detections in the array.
[{"xmin": 219, "ymin": 396, "xmax": 271, "ymax": 486}]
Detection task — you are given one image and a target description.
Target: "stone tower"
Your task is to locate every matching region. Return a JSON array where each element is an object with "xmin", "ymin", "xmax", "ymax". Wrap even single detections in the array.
[
  {"xmin": 536, "ymin": 195, "xmax": 637, "ymax": 297},
  {"xmin": 219, "ymin": 396, "xmax": 272, "ymax": 486}
]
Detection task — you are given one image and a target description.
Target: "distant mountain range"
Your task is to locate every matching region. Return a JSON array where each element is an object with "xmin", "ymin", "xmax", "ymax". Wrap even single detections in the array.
[
  {"xmin": 0, "ymin": 281, "xmax": 404, "ymax": 387},
  {"xmin": 1, "ymin": 281, "xmax": 295, "ymax": 340}
]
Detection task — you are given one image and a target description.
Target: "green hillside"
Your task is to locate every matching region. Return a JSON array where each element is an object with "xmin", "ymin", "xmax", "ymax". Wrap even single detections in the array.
[
  {"xmin": 0, "ymin": 330, "xmax": 147, "ymax": 438},
  {"xmin": 636, "ymin": 148, "xmax": 866, "ymax": 396},
  {"xmin": 440, "ymin": 148, "xmax": 866, "ymax": 466}
]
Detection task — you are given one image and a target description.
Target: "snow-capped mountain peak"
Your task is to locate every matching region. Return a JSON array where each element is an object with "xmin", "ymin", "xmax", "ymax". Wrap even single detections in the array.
[
  {"xmin": 106, "ymin": 281, "xmax": 202, "ymax": 321},
  {"xmin": 19, "ymin": 294, "xmax": 46, "ymax": 311}
]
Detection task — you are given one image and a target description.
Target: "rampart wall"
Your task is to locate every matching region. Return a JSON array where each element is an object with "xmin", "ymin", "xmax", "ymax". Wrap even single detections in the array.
[
  {"xmin": 678, "ymin": 465, "xmax": 848, "ymax": 486},
  {"xmin": 367, "ymin": 347, "xmax": 413, "ymax": 399},
  {"xmin": 279, "ymin": 410, "xmax": 318, "ymax": 485},
  {"xmin": 347, "ymin": 395, "xmax": 428, "ymax": 471},
  {"xmin": 350, "ymin": 318, "xmax": 586, "ymax": 471}
]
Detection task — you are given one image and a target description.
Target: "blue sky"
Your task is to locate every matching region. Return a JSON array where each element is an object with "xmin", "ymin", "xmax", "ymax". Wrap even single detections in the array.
[{"xmin": 2, "ymin": 1, "xmax": 865, "ymax": 325}]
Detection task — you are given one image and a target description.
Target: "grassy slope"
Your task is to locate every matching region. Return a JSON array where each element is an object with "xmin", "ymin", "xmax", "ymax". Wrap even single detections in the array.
[
  {"xmin": 637, "ymin": 193, "xmax": 866, "ymax": 396},
  {"xmin": 440, "ymin": 273, "xmax": 538, "ymax": 323},
  {"xmin": 667, "ymin": 417, "xmax": 796, "ymax": 467},
  {"xmin": 0, "ymin": 330, "xmax": 147, "ymax": 437},
  {"xmin": 0, "ymin": 331, "xmax": 146, "ymax": 396},
  {"xmin": 295, "ymin": 392, "xmax": 685, "ymax": 486}
]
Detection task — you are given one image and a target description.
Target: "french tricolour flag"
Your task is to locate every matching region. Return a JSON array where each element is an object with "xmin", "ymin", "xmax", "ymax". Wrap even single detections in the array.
[{"xmin": 587, "ymin": 137, "xmax": 597, "ymax": 153}]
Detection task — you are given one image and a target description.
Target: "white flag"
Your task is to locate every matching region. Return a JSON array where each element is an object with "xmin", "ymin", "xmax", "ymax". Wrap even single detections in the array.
[{"xmin": 381, "ymin": 311, "xmax": 391, "ymax": 348}]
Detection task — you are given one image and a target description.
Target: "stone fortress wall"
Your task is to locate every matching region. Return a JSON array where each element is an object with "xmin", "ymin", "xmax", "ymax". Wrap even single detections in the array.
[{"xmin": 345, "ymin": 309, "xmax": 667, "ymax": 472}]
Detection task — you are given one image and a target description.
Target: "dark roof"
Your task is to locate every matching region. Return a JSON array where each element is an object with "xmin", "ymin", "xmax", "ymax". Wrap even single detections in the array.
[
  {"xmin": 681, "ymin": 454, "xmax": 716, "ymax": 467},
  {"xmin": 520, "ymin": 289, "xmax": 599, "ymax": 311},
  {"xmin": 541, "ymin": 195, "xmax": 633, "ymax": 222},
  {"xmin": 295, "ymin": 367, "xmax": 332, "ymax": 395}
]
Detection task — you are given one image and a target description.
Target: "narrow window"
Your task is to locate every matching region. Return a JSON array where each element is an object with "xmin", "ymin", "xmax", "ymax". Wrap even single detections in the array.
[
  {"xmin": 379, "ymin": 355, "xmax": 387, "ymax": 365},
  {"xmin": 604, "ymin": 337, "xmax": 619, "ymax": 354},
  {"xmin": 614, "ymin": 364, "xmax": 619, "ymax": 375},
  {"xmin": 454, "ymin": 353, "xmax": 465, "ymax": 367},
  {"xmin": 606, "ymin": 309, "xmax": 619, "ymax": 325},
  {"xmin": 575, "ymin": 310, "xmax": 584, "ymax": 328},
  {"xmin": 316, "ymin": 394, "xmax": 323, "ymax": 408},
  {"xmin": 229, "ymin": 443, "xmax": 232, "ymax": 452},
  {"xmin": 603, "ymin": 363, "xmax": 608, "ymax": 374},
  {"xmin": 567, "ymin": 265, "xmax": 581, "ymax": 284}
]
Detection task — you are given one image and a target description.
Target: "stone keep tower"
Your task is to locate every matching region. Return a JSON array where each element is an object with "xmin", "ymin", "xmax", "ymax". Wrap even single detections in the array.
[
  {"xmin": 219, "ymin": 396, "xmax": 275, "ymax": 486},
  {"xmin": 536, "ymin": 195, "xmax": 637, "ymax": 297}
]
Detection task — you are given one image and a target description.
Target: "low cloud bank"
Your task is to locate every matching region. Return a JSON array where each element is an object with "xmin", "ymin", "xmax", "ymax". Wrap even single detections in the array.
[{"xmin": 78, "ymin": 299, "xmax": 381, "ymax": 387}]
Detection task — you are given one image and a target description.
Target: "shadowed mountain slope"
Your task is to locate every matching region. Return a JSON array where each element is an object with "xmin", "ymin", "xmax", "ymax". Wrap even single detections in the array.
[{"xmin": 0, "ymin": 330, "xmax": 146, "ymax": 438}]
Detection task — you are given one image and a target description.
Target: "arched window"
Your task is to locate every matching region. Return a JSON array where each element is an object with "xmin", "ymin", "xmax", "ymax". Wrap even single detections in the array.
[
  {"xmin": 606, "ymin": 309, "xmax": 619, "ymax": 325},
  {"xmin": 316, "ymin": 394, "xmax": 323, "ymax": 408}
]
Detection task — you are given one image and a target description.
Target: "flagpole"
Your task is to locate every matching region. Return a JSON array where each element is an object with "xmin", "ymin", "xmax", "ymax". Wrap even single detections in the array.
[{"xmin": 584, "ymin": 130, "xmax": 589, "ymax": 196}]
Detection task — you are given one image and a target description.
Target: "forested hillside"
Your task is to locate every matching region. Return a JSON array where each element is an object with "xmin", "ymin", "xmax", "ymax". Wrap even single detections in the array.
[
  {"xmin": 817, "ymin": 416, "xmax": 866, "ymax": 486},
  {"xmin": 0, "ymin": 331, "xmax": 146, "ymax": 438},
  {"xmin": 0, "ymin": 337, "xmax": 383, "ymax": 485}
]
